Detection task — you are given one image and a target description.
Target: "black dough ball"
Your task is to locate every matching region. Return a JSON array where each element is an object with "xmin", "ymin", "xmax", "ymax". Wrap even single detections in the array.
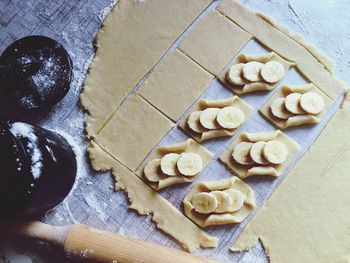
[{"xmin": 0, "ymin": 36, "xmax": 73, "ymax": 109}]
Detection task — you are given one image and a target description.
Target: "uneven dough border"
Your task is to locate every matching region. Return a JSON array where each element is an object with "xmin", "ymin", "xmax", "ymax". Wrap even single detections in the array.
[{"xmin": 88, "ymin": 141, "xmax": 218, "ymax": 253}]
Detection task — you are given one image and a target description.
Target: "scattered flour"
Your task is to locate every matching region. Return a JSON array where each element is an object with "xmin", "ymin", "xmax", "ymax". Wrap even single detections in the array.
[
  {"xmin": 10, "ymin": 122, "xmax": 43, "ymax": 180},
  {"xmin": 51, "ymin": 129, "xmax": 84, "ymax": 199},
  {"xmin": 84, "ymin": 193, "xmax": 108, "ymax": 222},
  {"xmin": 98, "ymin": 0, "xmax": 118, "ymax": 22}
]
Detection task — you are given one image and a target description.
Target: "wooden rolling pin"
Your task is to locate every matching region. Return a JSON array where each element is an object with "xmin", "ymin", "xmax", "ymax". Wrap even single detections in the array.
[{"xmin": 3, "ymin": 221, "xmax": 217, "ymax": 263}]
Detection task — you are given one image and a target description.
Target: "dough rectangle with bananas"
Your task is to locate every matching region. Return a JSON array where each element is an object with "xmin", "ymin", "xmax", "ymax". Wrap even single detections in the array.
[
  {"xmin": 136, "ymin": 139, "xmax": 213, "ymax": 190},
  {"xmin": 179, "ymin": 96, "xmax": 253, "ymax": 142},
  {"xmin": 218, "ymin": 52, "xmax": 294, "ymax": 94},
  {"xmin": 259, "ymin": 84, "xmax": 333, "ymax": 129},
  {"xmin": 219, "ymin": 130, "xmax": 299, "ymax": 179},
  {"xmin": 138, "ymin": 49, "xmax": 214, "ymax": 122},
  {"xmin": 183, "ymin": 177, "xmax": 256, "ymax": 227}
]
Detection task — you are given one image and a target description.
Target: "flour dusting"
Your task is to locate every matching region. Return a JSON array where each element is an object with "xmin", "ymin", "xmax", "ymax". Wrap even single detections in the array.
[{"xmin": 10, "ymin": 122, "xmax": 43, "ymax": 180}]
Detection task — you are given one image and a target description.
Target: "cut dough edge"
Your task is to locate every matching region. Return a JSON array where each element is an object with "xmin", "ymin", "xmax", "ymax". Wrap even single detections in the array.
[
  {"xmin": 81, "ymin": 0, "xmax": 213, "ymax": 138},
  {"xmin": 88, "ymin": 140, "xmax": 218, "ymax": 252},
  {"xmin": 256, "ymin": 12, "xmax": 334, "ymax": 72}
]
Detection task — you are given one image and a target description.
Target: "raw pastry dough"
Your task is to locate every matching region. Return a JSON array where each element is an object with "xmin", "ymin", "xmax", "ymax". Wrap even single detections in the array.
[
  {"xmin": 179, "ymin": 10, "xmax": 252, "ymax": 75},
  {"xmin": 260, "ymin": 84, "xmax": 332, "ymax": 129},
  {"xmin": 138, "ymin": 49, "xmax": 213, "ymax": 122},
  {"xmin": 220, "ymin": 130, "xmax": 299, "ymax": 179},
  {"xmin": 256, "ymin": 12, "xmax": 335, "ymax": 72},
  {"xmin": 136, "ymin": 139, "xmax": 213, "ymax": 191},
  {"xmin": 95, "ymin": 94, "xmax": 174, "ymax": 171},
  {"xmin": 81, "ymin": 0, "xmax": 212, "ymax": 137},
  {"xmin": 218, "ymin": 52, "xmax": 294, "ymax": 94},
  {"xmin": 231, "ymin": 101, "xmax": 350, "ymax": 263},
  {"xmin": 183, "ymin": 177, "xmax": 256, "ymax": 227},
  {"xmin": 179, "ymin": 97, "xmax": 253, "ymax": 142},
  {"xmin": 216, "ymin": 0, "xmax": 348, "ymax": 99},
  {"xmin": 88, "ymin": 141, "xmax": 218, "ymax": 252}
]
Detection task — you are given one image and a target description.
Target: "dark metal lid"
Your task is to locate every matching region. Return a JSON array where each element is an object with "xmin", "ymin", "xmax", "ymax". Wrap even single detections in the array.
[
  {"xmin": 0, "ymin": 35, "xmax": 73, "ymax": 109},
  {"xmin": 0, "ymin": 124, "xmax": 31, "ymax": 218}
]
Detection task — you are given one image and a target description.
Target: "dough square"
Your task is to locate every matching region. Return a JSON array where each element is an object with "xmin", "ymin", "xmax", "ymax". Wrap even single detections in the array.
[
  {"xmin": 259, "ymin": 83, "xmax": 333, "ymax": 129},
  {"xmin": 179, "ymin": 96, "xmax": 254, "ymax": 142},
  {"xmin": 219, "ymin": 130, "xmax": 299, "ymax": 179},
  {"xmin": 138, "ymin": 49, "xmax": 214, "ymax": 122},
  {"xmin": 136, "ymin": 139, "xmax": 213, "ymax": 191},
  {"xmin": 179, "ymin": 10, "xmax": 252, "ymax": 75},
  {"xmin": 95, "ymin": 94, "xmax": 174, "ymax": 171},
  {"xmin": 218, "ymin": 52, "xmax": 294, "ymax": 94},
  {"xmin": 81, "ymin": 0, "xmax": 212, "ymax": 137}
]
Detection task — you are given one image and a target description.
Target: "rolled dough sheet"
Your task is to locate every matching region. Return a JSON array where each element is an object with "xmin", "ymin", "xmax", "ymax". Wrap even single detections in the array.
[
  {"xmin": 95, "ymin": 94, "xmax": 174, "ymax": 171},
  {"xmin": 81, "ymin": 0, "xmax": 212, "ymax": 137},
  {"xmin": 216, "ymin": 0, "xmax": 348, "ymax": 99},
  {"xmin": 179, "ymin": 10, "xmax": 252, "ymax": 75},
  {"xmin": 138, "ymin": 49, "xmax": 213, "ymax": 122},
  {"xmin": 256, "ymin": 12, "xmax": 334, "ymax": 72},
  {"xmin": 231, "ymin": 99, "xmax": 350, "ymax": 262},
  {"xmin": 88, "ymin": 141, "xmax": 218, "ymax": 253}
]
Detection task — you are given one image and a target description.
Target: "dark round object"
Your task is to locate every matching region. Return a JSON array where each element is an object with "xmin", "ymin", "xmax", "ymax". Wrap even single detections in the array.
[
  {"xmin": 0, "ymin": 121, "xmax": 77, "ymax": 220},
  {"xmin": 0, "ymin": 127, "xmax": 32, "ymax": 218},
  {"xmin": 0, "ymin": 36, "xmax": 73, "ymax": 109}
]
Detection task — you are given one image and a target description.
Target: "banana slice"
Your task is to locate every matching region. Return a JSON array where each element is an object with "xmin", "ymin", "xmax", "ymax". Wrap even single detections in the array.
[
  {"xmin": 261, "ymin": 61, "xmax": 285, "ymax": 83},
  {"xmin": 224, "ymin": 189, "xmax": 245, "ymax": 212},
  {"xmin": 242, "ymin": 61, "xmax": 263, "ymax": 82},
  {"xmin": 144, "ymin": 159, "xmax": 167, "ymax": 182},
  {"xmin": 199, "ymin": 108, "xmax": 220, "ymax": 130},
  {"xmin": 300, "ymin": 92, "xmax": 325, "ymax": 115},
  {"xmin": 192, "ymin": 192, "xmax": 218, "ymax": 214},
  {"xmin": 285, "ymin": 93, "xmax": 305, "ymax": 114},
  {"xmin": 187, "ymin": 111, "xmax": 207, "ymax": 134},
  {"xmin": 160, "ymin": 153, "xmax": 180, "ymax": 176},
  {"xmin": 211, "ymin": 191, "xmax": 232, "ymax": 213},
  {"xmin": 263, "ymin": 140, "xmax": 288, "ymax": 165},
  {"xmin": 232, "ymin": 142, "xmax": 254, "ymax": 165},
  {"xmin": 216, "ymin": 107, "xmax": 244, "ymax": 129},
  {"xmin": 227, "ymin": 63, "xmax": 247, "ymax": 86},
  {"xmin": 249, "ymin": 141, "xmax": 270, "ymax": 165},
  {"xmin": 270, "ymin": 98, "xmax": 294, "ymax": 120},
  {"xmin": 176, "ymin": 152, "xmax": 203, "ymax": 176}
]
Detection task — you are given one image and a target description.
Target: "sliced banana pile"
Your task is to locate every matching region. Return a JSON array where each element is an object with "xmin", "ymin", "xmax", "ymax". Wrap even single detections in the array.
[
  {"xmin": 270, "ymin": 91, "xmax": 325, "ymax": 120},
  {"xmin": 192, "ymin": 189, "xmax": 246, "ymax": 214},
  {"xmin": 188, "ymin": 106, "xmax": 245, "ymax": 134},
  {"xmin": 144, "ymin": 152, "xmax": 203, "ymax": 182},
  {"xmin": 232, "ymin": 139, "xmax": 288, "ymax": 167},
  {"xmin": 227, "ymin": 60, "xmax": 285, "ymax": 87}
]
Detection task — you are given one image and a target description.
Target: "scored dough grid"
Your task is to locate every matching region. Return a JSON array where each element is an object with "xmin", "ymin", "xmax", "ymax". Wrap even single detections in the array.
[{"xmin": 81, "ymin": 0, "xmax": 343, "ymax": 260}]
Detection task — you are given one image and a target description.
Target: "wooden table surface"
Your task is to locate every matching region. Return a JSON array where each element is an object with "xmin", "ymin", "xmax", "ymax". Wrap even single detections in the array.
[{"xmin": 0, "ymin": 0, "xmax": 349, "ymax": 262}]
